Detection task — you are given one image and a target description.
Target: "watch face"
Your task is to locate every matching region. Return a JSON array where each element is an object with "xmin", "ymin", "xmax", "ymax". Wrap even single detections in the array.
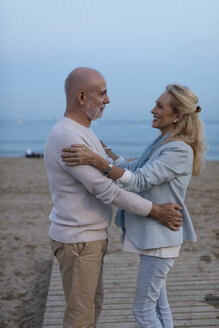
[{"xmin": 103, "ymin": 163, "xmax": 113, "ymax": 176}]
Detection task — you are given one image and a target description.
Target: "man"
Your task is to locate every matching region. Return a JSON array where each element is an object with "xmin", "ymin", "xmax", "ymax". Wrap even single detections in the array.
[{"xmin": 44, "ymin": 67, "xmax": 182, "ymax": 328}]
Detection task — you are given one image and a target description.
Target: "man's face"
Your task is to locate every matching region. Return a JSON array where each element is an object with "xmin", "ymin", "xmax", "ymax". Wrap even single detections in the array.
[{"xmin": 85, "ymin": 77, "xmax": 110, "ymax": 120}]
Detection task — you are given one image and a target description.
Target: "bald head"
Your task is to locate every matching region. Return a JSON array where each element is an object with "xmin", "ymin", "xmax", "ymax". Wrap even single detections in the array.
[
  {"xmin": 64, "ymin": 67, "xmax": 105, "ymax": 103},
  {"xmin": 64, "ymin": 67, "xmax": 109, "ymax": 126}
]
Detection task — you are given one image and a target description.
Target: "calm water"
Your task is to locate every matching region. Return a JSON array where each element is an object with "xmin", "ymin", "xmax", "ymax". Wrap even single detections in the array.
[{"xmin": 0, "ymin": 118, "xmax": 218, "ymax": 160}]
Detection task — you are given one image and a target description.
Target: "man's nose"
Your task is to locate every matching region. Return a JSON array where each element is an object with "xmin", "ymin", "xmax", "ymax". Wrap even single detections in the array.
[{"xmin": 105, "ymin": 94, "xmax": 110, "ymax": 104}]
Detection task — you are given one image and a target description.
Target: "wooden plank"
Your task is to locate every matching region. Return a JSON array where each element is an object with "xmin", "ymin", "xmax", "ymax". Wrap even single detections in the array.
[
  {"xmin": 43, "ymin": 316, "xmax": 219, "ymax": 326},
  {"xmin": 46, "ymin": 294, "xmax": 217, "ymax": 302},
  {"xmin": 44, "ymin": 305, "xmax": 216, "ymax": 313}
]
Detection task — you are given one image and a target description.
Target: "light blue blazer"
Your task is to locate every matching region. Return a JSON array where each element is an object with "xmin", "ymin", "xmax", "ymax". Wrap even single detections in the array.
[{"xmin": 115, "ymin": 140, "xmax": 197, "ymax": 249}]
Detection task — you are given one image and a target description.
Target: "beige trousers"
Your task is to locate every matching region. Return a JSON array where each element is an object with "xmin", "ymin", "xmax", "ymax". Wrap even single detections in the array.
[{"xmin": 50, "ymin": 238, "xmax": 107, "ymax": 328}]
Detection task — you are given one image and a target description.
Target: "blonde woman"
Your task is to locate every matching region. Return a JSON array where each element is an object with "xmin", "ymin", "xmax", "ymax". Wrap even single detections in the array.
[{"xmin": 62, "ymin": 84, "xmax": 205, "ymax": 328}]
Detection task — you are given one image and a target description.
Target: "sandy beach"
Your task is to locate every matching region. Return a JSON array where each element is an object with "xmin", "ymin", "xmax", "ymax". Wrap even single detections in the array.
[{"xmin": 0, "ymin": 158, "xmax": 219, "ymax": 328}]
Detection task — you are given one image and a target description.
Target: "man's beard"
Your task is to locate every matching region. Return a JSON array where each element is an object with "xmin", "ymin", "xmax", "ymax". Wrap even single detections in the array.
[{"xmin": 85, "ymin": 106, "xmax": 103, "ymax": 120}]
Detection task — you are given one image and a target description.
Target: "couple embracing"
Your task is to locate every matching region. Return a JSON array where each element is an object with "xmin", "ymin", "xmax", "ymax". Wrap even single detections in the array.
[{"xmin": 44, "ymin": 67, "xmax": 205, "ymax": 328}]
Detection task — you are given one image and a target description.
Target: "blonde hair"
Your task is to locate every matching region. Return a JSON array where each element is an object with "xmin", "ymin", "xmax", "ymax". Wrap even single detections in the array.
[{"xmin": 165, "ymin": 84, "xmax": 206, "ymax": 176}]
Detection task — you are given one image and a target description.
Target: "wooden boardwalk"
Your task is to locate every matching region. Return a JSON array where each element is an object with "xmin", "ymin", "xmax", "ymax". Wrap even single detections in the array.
[{"xmin": 42, "ymin": 251, "xmax": 219, "ymax": 327}]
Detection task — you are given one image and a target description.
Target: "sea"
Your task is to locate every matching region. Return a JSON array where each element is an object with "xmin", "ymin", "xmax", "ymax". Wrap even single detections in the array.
[{"xmin": 0, "ymin": 118, "xmax": 219, "ymax": 160}]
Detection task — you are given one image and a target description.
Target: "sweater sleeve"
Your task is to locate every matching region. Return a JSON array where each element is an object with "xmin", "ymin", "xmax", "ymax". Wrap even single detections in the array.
[
  {"xmin": 118, "ymin": 142, "xmax": 193, "ymax": 193},
  {"xmin": 57, "ymin": 133, "xmax": 152, "ymax": 217}
]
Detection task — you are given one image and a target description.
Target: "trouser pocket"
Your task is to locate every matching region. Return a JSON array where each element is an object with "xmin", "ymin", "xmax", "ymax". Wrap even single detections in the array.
[{"xmin": 50, "ymin": 238, "xmax": 64, "ymax": 257}]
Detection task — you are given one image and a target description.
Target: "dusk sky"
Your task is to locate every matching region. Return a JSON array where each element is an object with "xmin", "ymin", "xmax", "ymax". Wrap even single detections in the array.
[{"xmin": 1, "ymin": 0, "xmax": 219, "ymax": 121}]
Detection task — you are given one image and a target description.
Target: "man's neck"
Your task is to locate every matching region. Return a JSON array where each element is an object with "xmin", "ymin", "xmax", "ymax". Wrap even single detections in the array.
[{"xmin": 64, "ymin": 111, "xmax": 91, "ymax": 127}]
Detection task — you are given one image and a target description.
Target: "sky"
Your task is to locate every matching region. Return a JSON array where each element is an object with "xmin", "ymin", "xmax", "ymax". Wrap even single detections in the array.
[{"xmin": 0, "ymin": 0, "xmax": 219, "ymax": 121}]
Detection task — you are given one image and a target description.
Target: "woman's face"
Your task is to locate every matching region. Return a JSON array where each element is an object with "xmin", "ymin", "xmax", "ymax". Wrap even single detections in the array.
[{"xmin": 151, "ymin": 92, "xmax": 178, "ymax": 135}]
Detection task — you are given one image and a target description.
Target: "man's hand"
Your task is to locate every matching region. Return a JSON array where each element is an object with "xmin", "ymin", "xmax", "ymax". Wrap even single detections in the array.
[{"xmin": 149, "ymin": 203, "xmax": 183, "ymax": 231}]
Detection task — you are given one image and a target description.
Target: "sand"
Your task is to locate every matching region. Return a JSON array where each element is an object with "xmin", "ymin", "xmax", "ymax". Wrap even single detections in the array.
[{"xmin": 0, "ymin": 158, "xmax": 218, "ymax": 328}]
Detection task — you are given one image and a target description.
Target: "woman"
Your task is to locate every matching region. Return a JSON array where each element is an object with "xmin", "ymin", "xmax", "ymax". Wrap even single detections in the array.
[{"xmin": 62, "ymin": 84, "xmax": 205, "ymax": 328}]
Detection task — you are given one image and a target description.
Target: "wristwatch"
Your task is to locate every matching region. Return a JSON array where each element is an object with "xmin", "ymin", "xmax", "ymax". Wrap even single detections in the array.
[{"xmin": 103, "ymin": 163, "xmax": 113, "ymax": 176}]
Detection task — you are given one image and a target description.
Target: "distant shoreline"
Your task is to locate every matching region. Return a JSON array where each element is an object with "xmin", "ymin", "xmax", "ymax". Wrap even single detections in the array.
[{"xmin": 0, "ymin": 119, "xmax": 219, "ymax": 160}]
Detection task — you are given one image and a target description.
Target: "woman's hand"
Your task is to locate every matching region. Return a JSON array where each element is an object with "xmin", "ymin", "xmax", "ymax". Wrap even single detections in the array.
[
  {"xmin": 62, "ymin": 144, "xmax": 96, "ymax": 166},
  {"xmin": 62, "ymin": 143, "xmax": 125, "ymax": 180}
]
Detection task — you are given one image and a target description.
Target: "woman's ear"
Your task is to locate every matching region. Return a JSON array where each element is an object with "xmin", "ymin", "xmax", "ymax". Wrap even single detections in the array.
[{"xmin": 177, "ymin": 113, "xmax": 184, "ymax": 122}]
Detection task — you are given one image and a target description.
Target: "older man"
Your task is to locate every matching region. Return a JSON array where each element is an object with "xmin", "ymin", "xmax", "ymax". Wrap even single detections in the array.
[{"xmin": 44, "ymin": 67, "xmax": 182, "ymax": 328}]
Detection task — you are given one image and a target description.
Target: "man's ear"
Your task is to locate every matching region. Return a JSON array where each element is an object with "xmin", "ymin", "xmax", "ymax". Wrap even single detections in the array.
[{"xmin": 77, "ymin": 91, "xmax": 86, "ymax": 105}]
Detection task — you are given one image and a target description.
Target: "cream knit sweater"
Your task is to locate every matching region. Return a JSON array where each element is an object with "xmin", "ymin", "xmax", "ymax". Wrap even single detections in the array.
[{"xmin": 44, "ymin": 117, "xmax": 152, "ymax": 243}]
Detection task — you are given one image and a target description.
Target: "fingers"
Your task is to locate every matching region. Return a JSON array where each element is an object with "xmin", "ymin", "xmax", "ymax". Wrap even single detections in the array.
[
  {"xmin": 166, "ymin": 219, "xmax": 181, "ymax": 230},
  {"xmin": 173, "ymin": 204, "xmax": 182, "ymax": 211},
  {"xmin": 61, "ymin": 146, "xmax": 84, "ymax": 158},
  {"xmin": 172, "ymin": 218, "xmax": 182, "ymax": 226},
  {"xmin": 164, "ymin": 202, "xmax": 182, "ymax": 210},
  {"xmin": 158, "ymin": 217, "xmax": 182, "ymax": 230},
  {"xmin": 157, "ymin": 202, "xmax": 183, "ymax": 231},
  {"xmin": 62, "ymin": 157, "xmax": 76, "ymax": 162},
  {"xmin": 162, "ymin": 214, "xmax": 182, "ymax": 230},
  {"xmin": 61, "ymin": 152, "xmax": 80, "ymax": 165},
  {"xmin": 169, "ymin": 203, "xmax": 183, "ymax": 219},
  {"xmin": 62, "ymin": 152, "xmax": 77, "ymax": 158},
  {"xmin": 168, "ymin": 220, "xmax": 181, "ymax": 229},
  {"xmin": 169, "ymin": 225, "xmax": 179, "ymax": 231},
  {"xmin": 66, "ymin": 163, "xmax": 76, "ymax": 166},
  {"xmin": 62, "ymin": 145, "xmax": 82, "ymax": 153},
  {"xmin": 173, "ymin": 211, "xmax": 183, "ymax": 220},
  {"xmin": 61, "ymin": 145, "xmax": 88, "ymax": 166},
  {"xmin": 161, "ymin": 220, "xmax": 179, "ymax": 231},
  {"xmin": 168, "ymin": 215, "xmax": 182, "ymax": 226},
  {"xmin": 62, "ymin": 158, "xmax": 78, "ymax": 166}
]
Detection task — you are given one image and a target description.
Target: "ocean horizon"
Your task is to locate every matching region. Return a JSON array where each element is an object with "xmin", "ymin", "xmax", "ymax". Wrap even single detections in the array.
[{"xmin": 0, "ymin": 118, "xmax": 218, "ymax": 160}]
